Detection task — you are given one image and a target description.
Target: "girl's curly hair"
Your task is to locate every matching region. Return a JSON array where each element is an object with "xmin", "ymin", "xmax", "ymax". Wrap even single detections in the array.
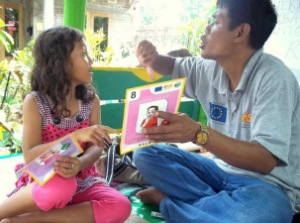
[{"xmin": 31, "ymin": 26, "xmax": 96, "ymax": 117}]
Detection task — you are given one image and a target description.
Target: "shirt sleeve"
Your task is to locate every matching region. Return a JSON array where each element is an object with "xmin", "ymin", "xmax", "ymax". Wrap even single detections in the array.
[
  {"xmin": 251, "ymin": 67, "xmax": 296, "ymax": 165},
  {"xmin": 172, "ymin": 57, "xmax": 202, "ymax": 99},
  {"xmin": 172, "ymin": 57, "xmax": 218, "ymax": 100}
]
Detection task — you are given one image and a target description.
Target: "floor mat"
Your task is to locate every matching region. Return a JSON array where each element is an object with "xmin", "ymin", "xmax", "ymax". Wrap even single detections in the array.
[{"xmin": 117, "ymin": 183, "xmax": 166, "ymax": 223}]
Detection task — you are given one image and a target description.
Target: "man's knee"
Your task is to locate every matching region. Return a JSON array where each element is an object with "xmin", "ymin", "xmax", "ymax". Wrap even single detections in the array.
[{"xmin": 133, "ymin": 145, "xmax": 158, "ymax": 166}]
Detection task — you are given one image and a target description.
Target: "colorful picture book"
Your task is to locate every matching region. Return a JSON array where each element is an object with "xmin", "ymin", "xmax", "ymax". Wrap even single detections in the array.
[
  {"xmin": 23, "ymin": 135, "xmax": 83, "ymax": 186},
  {"xmin": 120, "ymin": 78, "xmax": 186, "ymax": 154}
]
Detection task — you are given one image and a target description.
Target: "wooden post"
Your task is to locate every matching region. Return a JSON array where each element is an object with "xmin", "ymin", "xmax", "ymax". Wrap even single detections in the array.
[{"xmin": 63, "ymin": 0, "xmax": 86, "ymax": 31}]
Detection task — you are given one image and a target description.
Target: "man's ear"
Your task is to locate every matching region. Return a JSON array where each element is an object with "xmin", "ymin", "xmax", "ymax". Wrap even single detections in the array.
[{"xmin": 234, "ymin": 23, "xmax": 251, "ymax": 43}]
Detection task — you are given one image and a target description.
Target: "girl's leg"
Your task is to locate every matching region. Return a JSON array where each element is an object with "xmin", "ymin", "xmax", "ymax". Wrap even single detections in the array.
[
  {"xmin": 70, "ymin": 183, "xmax": 132, "ymax": 223},
  {"xmin": 1, "ymin": 183, "xmax": 131, "ymax": 223},
  {"xmin": 0, "ymin": 183, "xmax": 37, "ymax": 220},
  {"xmin": 0, "ymin": 174, "xmax": 77, "ymax": 220}
]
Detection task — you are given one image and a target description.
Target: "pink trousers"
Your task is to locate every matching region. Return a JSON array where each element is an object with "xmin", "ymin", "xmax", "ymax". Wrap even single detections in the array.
[{"xmin": 32, "ymin": 174, "xmax": 131, "ymax": 223}]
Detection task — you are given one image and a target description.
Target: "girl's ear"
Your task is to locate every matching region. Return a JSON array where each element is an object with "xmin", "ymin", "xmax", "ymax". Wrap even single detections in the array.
[{"xmin": 234, "ymin": 23, "xmax": 251, "ymax": 44}]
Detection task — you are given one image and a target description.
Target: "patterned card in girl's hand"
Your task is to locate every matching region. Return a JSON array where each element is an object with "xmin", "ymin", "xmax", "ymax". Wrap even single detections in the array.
[
  {"xmin": 22, "ymin": 135, "xmax": 84, "ymax": 186},
  {"xmin": 120, "ymin": 78, "xmax": 186, "ymax": 154}
]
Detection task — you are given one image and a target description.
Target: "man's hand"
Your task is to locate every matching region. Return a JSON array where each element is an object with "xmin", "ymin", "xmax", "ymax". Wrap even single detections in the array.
[
  {"xmin": 142, "ymin": 111, "xmax": 200, "ymax": 143},
  {"xmin": 136, "ymin": 40, "xmax": 158, "ymax": 80}
]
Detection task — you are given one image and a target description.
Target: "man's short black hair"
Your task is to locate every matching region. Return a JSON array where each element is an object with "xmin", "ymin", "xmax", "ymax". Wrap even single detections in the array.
[{"xmin": 217, "ymin": 0, "xmax": 277, "ymax": 49}]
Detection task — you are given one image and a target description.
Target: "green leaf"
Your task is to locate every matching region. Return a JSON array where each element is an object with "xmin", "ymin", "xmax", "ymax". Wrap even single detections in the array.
[
  {"xmin": 1, "ymin": 29, "xmax": 14, "ymax": 45},
  {"xmin": 61, "ymin": 143, "xmax": 71, "ymax": 150},
  {"xmin": 0, "ymin": 31, "xmax": 12, "ymax": 52}
]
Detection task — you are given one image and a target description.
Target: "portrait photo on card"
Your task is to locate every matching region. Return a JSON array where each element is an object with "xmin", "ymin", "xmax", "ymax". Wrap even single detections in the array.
[
  {"xmin": 136, "ymin": 99, "xmax": 168, "ymax": 134},
  {"xmin": 37, "ymin": 144, "xmax": 61, "ymax": 166}
]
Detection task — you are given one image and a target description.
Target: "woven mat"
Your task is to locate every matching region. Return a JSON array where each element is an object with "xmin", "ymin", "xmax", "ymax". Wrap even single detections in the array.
[{"xmin": 124, "ymin": 213, "xmax": 150, "ymax": 223}]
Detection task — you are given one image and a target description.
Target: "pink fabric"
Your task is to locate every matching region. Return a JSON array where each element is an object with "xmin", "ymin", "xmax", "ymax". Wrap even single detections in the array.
[
  {"xmin": 70, "ymin": 183, "xmax": 131, "ymax": 223},
  {"xmin": 12, "ymin": 92, "xmax": 105, "ymax": 196},
  {"xmin": 32, "ymin": 174, "xmax": 77, "ymax": 211},
  {"xmin": 9, "ymin": 92, "xmax": 129, "ymax": 222},
  {"xmin": 42, "ymin": 121, "xmax": 89, "ymax": 149}
]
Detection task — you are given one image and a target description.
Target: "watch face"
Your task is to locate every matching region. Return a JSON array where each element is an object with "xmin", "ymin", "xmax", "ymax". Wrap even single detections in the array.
[{"xmin": 198, "ymin": 132, "xmax": 208, "ymax": 144}]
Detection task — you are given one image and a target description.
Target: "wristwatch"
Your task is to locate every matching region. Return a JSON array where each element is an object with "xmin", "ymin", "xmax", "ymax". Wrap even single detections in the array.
[{"xmin": 195, "ymin": 122, "xmax": 209, "ymax": 146}]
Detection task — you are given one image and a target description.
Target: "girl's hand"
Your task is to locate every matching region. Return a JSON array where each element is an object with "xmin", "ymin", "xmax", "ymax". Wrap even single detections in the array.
[
  {"xmin": 54, "ymin": 156, "xmax": 81, "ymax": 178},
  {"xmin": 73, "ymin": 125, "xmax": 116, "ymax": 148}
]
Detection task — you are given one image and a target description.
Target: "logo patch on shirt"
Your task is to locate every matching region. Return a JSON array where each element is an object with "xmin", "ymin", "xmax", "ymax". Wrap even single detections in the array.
[
  {"xmin": 209, "ymin": 102, "xmax": 227, "ymax": 123},
  {"xmin": 241, "ymin": 113, "xmax": 252, "ymax": 123}
]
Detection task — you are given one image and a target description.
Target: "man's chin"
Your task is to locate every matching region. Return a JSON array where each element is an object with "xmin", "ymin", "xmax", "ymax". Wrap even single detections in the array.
[{"xmin": 201, "ymin": 52, "xmax": 216, "ymax": 60}]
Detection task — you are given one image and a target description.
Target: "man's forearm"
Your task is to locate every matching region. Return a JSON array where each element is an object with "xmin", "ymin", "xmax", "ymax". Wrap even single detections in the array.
[
  {"xmin": 204, "ymin": 127, "xmax": 278, "ymax": 175},
  {"xmin": 152, "ymin": 55, "xmax": 176, "ymax": 76}
]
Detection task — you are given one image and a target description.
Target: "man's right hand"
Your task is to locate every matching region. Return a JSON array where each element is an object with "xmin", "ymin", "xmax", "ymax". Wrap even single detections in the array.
[{"xmin": 136, "ymin": 40, "xmax": 158, "ymax": 80}]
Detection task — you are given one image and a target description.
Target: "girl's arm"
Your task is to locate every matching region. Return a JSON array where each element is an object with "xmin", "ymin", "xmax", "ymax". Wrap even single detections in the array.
[
  {"xmin": 76, "ymin": 95, "xmax": 103, "ymax": 170},
  {"xmin": 22, "ymin": 94, "xmax": 71, "ymax": 164},
  {"xmin": 54, "ymin": 95, "xmax": 112, "ymax": 178},
  {"xmin": 22, "ymin": 94, "xmax": 113, "ymax": 165}
]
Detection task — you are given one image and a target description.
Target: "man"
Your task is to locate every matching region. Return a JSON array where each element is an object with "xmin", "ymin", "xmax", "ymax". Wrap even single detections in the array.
[{"xmin": 133, "ymin": 0, "xmax": 300, "ymax": 222}]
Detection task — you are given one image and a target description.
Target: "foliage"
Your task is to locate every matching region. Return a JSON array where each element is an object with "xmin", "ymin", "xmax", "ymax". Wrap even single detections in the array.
[
  {"xmin": 84, "ymin": 29, "xmax": 114, "ymax": 66},
  {"xmin": 177, "ymin": 5, "xmax": 218, "ymax": 56},
  {"xmin": 0, "ymin": 19, "xmax": 14, "ymax": 52},
  {"xmin": 137, "ymin": 0, "xmax": 212, "ymax": 26},
  {"xmin": 177, "ymin": 19, "xmax": 206, "ymax": 56},
  {"xmin": 0, "ymin": 40, "xmax": 34, "ymax": 154}
]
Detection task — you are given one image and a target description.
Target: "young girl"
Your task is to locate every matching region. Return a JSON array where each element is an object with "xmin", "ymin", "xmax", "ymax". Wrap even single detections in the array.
[{"xmin": 0, "ymin": 26, "xmax": 131, "ymax": 223}]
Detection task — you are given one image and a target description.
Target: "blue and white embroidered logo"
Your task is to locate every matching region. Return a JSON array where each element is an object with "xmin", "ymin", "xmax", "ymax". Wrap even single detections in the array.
[{"xmin": 209, "ymin": 102, "xmax": 227, "ymax": 123}]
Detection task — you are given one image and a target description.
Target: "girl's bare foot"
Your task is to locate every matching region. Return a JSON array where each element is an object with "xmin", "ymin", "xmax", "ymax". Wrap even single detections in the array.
[{"xmin": 136, "ymin": 187, "xmax": 166, "ymax": 205}]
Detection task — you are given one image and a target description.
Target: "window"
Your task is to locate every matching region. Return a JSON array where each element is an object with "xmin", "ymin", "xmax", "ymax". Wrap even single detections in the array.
[
  {"xmin": 94, "ymin": 15, "xmax": 109, "ymax": 49},
  {"xmin": 86, "ymin": 12, "xmax": 110, "ymax": 48},
  {"xmin": 0, "ymin": 4, "xmax": 23, "ymax": 60}
]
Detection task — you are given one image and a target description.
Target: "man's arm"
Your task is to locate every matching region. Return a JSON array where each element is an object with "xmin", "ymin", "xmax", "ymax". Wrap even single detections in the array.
[
  {"xmin": 151, "ymin": 55, "xmax": 175, "ymax": 76},
  {"xmin": 142, "ymin": 111, "xmax": 278, "ymax": 175},
  {"xmin": 205, "ymin": 127, "xmax": 278, "ymax": 175},
  {"xmin": 136, "ymin": 40, "xmax": 175, "ymax": 76}
]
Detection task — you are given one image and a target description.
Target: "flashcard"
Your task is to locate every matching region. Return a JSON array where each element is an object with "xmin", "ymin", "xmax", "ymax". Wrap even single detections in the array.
[
  {"xmin": 120, "ymin": 78, "xmax": 186, "ymax": 154},
  {"xmin": 23, "ymin": 135, "xmax": 83, "ymax": 186}
]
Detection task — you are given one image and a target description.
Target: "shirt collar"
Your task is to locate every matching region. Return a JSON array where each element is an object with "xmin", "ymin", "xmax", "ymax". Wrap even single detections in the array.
[{"xmin": 212, "ymin": 48, "xmax": 263, "ymax": 94}]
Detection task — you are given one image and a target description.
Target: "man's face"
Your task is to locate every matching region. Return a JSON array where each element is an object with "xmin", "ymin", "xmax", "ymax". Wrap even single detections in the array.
[
  {"xmin": 200, "ymin": 7, "xmax": 237, "ymax": 60},
  {"xmin": 147, "ymin": 107, "xmax": 156, "ymax": 119}
]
